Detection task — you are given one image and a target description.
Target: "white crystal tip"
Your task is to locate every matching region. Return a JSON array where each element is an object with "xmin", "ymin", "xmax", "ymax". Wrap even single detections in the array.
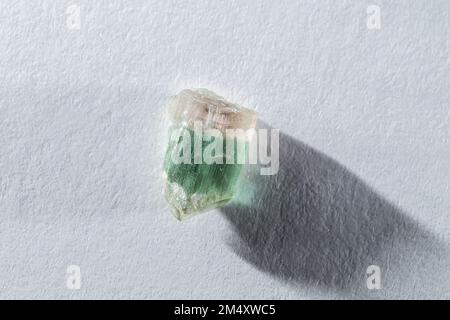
[{"xmin": 168, "ymin": 88, "xmax": 258, "ymax": 131}]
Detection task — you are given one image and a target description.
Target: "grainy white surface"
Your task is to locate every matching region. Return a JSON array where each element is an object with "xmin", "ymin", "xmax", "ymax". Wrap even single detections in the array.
[{"xmin": 0, "ymin": 0, "xmax": 449, "ymax": 299}]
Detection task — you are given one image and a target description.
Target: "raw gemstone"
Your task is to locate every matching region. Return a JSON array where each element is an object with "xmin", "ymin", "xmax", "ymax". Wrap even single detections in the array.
[{"xmin": 163, "ymin": 89, "xmax": 258, "ymax": 220}]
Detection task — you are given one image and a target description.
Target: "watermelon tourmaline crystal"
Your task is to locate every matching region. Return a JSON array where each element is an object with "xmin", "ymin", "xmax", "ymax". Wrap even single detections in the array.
[{"xmin": 163, "ymin": 89, "xmax": 258, "ymax": 220}]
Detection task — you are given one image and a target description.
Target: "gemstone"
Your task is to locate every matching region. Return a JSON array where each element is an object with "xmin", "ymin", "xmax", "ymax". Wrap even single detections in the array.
[{"xmin": 163, "ymin": 89, "xmax": 258, "ymax": 220}]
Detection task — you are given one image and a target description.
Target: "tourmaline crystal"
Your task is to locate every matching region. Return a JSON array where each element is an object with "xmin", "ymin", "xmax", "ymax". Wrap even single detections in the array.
[{"xmin": 163, "ymin": 89, "xmax": 258, "ymax": 220}]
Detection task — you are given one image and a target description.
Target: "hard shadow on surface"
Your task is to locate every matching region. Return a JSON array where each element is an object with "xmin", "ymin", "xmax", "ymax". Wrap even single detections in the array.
[{"xmin": 222, "ymin": 123, "xmax": 445, "ymax": 292}]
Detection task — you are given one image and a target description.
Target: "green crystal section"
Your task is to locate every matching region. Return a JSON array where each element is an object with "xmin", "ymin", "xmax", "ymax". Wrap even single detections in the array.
[
  {"xmin": 162, "ymin": 89, "xmax": 257, "ymax": 220},
  {"xmin": 163, "ymin": 127, "xmax": 245, "ymax": 219}
]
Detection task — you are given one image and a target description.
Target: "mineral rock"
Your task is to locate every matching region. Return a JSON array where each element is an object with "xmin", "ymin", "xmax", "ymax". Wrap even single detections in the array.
[{"xmin": 163, "ymin": 89, "xmax": 258, "ymax": 220}]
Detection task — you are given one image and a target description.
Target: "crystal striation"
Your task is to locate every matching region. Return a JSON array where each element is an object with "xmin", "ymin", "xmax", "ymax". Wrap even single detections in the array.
[{"xmin": 163, "ymin": 89, "xmax": 258, "ymax": 220}]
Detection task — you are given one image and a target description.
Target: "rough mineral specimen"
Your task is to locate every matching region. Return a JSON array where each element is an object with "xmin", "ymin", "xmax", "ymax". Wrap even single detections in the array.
[{"xmin": 163, "ymin": 89, "xmax": 258, "ymax": 220}]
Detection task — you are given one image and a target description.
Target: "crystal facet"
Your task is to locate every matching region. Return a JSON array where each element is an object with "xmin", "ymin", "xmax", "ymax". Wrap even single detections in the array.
[{"xmin": 163, "ymin": 89, "xmax": 258, "ymax": 220}]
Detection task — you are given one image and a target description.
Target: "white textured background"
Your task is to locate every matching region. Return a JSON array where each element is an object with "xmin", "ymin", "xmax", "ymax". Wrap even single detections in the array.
[{"xmin": 0, "ymin": 0, "xmax": 449, "ymax": 299}]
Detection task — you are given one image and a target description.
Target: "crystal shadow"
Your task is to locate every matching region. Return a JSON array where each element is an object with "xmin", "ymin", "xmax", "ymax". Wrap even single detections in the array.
[{"xmin": 221, "ymin": 124, "xmax": 445, "ymax": 293}]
